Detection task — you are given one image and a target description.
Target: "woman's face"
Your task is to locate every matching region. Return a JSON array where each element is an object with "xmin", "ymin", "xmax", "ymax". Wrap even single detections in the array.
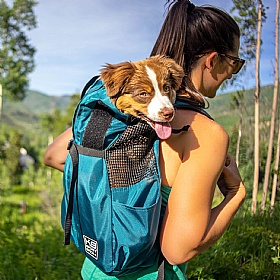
[{"xmin": 202, "ymin": 37, "xmax": 242, "ymax": 98}]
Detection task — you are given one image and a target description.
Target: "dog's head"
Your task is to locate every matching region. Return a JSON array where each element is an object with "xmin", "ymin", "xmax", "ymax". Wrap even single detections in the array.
[{"xmin": 100, "ymin": 55, "xmax": 184, "ymax": 139}]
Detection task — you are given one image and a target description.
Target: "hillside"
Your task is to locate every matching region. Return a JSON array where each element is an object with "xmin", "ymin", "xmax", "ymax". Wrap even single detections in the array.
[
  {"xmin": 207, "ymin": 84, "xmax": 277, "ymax": 132},
  {"xmin": 1, "ymin": 84, "xmax": 278, "ymax": 133},
  {"xmin": 2, "ymin": 90, "xmax": 70, "ymax": 130}
]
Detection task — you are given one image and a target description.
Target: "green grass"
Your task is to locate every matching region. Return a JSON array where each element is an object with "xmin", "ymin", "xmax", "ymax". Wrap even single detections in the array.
[{"xmin": 0, "ymin": 169, "xmax": 84, "ymax": 280}]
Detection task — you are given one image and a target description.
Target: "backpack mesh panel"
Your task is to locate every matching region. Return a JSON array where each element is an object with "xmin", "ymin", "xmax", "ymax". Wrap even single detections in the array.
[{"xmin": 105, "ymin": 122, "xmax": 158, "ymax": 188}]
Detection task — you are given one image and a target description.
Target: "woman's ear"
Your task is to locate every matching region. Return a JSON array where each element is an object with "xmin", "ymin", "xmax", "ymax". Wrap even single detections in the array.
[{"xmin": 205, "ymin": 52, "xmax": 218, "ymax": 73}]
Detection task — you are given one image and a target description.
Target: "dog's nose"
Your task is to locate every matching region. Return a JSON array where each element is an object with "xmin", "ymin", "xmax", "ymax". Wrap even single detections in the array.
[{"xmin": 161, "ymin": 108, "xmax": 174, "ymax": 121}]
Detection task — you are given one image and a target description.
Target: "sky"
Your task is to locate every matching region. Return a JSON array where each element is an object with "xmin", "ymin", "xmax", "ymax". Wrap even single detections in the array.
[{"xmin": 23, "ymin": 0, "xmax": 277, "ymax": 96}]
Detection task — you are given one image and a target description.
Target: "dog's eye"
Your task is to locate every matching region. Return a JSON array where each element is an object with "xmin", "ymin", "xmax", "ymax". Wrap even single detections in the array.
[
  {"xmin": 164, "ymin": 85, "xmax": 171, "ymax": 92},
  {"xmin": 139, "ymin": 91, "xmax": 149, "ymax": 97},
  {"xmin": 135, "ymin": 91, "xmax": 151, "ymax": 103}
]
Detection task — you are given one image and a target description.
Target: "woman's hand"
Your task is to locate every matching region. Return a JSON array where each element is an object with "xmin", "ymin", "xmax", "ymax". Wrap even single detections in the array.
[{"xmin": 217, "ymin": 155, "xmax": 245, "ymax": 198}]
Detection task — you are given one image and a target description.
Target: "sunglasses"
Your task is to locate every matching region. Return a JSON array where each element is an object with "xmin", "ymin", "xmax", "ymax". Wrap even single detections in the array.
[
  {"xmin": 218, "ymin": 53, "xmax": 246, "ymax": 74},
  {"xmin": 196, "ymin": 52, "xmax": 246, "ymax": 75}
]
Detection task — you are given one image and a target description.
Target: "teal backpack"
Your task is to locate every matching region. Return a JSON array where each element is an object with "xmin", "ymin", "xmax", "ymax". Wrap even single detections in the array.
[
  {"xmin": 61, "ymin": 75, "xmax": 213, "ymax": 277},
  {"xmin": 62, "ymin": 76, "xmax": 163, "ymax": 276}
]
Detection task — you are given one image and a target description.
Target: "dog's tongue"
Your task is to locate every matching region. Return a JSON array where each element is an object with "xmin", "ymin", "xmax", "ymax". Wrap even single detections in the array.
[{"xmin": 154, "ymin": 122, "xmax": 172, "ymax": 139}]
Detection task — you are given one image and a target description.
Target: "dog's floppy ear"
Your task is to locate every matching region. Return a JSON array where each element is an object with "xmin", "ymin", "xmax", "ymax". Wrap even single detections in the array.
[
  {"xmin": 100, "ymin": 62, "xmax": 135, "ymax": 99},
  {"xmin": 157, "ymin": 56, "xmax": 184, "ymax": 91}
]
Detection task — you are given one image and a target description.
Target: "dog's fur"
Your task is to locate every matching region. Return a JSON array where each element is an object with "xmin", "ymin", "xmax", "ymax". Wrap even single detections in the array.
[{"xmin": 100, "ymin": 55, "xmax": 184, "ymax": 128}]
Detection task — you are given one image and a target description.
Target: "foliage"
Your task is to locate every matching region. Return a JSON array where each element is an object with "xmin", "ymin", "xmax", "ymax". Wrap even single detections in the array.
[
  {"xmin": 230, "ymin": 91, "xmax": 245, "ymax": 113},
  {"xmin": 0, "ymin": 127, "xmax": 22, "ymax": 186},
  {"xmin": 0, "ymin": 0, "xmax": 37, "ymax": 101},
  {"xmin": 40, "ymin": 93, "xmax": 80, "ymax": 138},
  {"xmin": 0, "ymin": 169, "xmax": 84, "ymax": 280},
  {"xmin": 227, "ymin": 0, "xmax": 267, "ymax": 89},
  {"xmin": 230, "ymin": 0, "xmax": 267, "ymax": 61},
  {"xmin": 40, "ymin": 109, "xmax": 66, "ymax": 138},
  {"xmin": 187, "ymin": 201, "xmax": 280, "ymax": 280},
  {"xmin": 0, "ymin": 90, "xmax": 79, "ymax": 192}
]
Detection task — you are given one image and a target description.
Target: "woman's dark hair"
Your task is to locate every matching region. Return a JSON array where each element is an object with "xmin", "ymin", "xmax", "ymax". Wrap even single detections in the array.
[{"xmin": 150, "ymin": 0, "xmax": 240, "ymax": 107}]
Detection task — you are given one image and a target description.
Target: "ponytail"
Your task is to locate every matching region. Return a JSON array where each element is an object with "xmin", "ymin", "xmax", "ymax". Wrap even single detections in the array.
[{"xmin": 151, "ymin": 0, "xmax": 240, "ymax": 107}]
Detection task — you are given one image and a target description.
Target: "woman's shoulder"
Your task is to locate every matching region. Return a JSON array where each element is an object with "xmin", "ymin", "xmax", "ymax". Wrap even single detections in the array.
[
  {"xmin": 173, "ymin": 108, "xmax": 228, "ymax": 138},
  {"xmin": 194, "ymin": 110, "xmax": 228, "ymax": 140},
  {"xmin": 169, "ymin": 109, "xmax": 229, "ymax": 156}
]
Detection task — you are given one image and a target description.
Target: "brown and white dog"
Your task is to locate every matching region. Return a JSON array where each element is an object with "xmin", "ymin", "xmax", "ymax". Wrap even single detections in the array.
[{"xmin": 100, "ymin": 55, "xmax": 184, "ymax": 139}]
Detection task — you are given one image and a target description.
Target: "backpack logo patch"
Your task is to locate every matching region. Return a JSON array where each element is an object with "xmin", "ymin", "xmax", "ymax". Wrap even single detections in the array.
[{"xmin": 83, "ymin": 235, "xmax": 98, "ymax": 260}]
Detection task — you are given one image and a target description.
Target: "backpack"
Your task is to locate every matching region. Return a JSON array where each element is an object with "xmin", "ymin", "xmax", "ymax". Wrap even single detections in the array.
[
  {"xmin": 61, "ymin": 76, "xmax": 163, "ymax": 276},
  {"xmin": 61, "ymin": 75, "xmax": 213, "ymax": 277}
]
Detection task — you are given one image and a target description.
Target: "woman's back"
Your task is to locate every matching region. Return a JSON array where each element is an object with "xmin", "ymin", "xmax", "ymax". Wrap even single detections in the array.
[
  {"xmin": 160, "ymin": 108, "xmax": 228, "ymax": 187},
  {"xmin": 159, "ymin": 108, "xmax": 230, "ymax": 264}
]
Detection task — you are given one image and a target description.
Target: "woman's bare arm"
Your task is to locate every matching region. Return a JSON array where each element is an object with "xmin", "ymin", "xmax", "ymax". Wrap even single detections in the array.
[
  {"xmin": 43, "ymin": 127, "xmax": 72, "ymax": 172},
  {"xmin": 160, "ymin": 113, "xmax": 246, "ymax": 265}
]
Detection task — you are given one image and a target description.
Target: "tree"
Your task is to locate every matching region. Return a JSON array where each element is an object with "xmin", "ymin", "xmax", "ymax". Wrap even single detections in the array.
[
  {"xmin": 230, "ymin": 90, "xmax": 245, "ymax": 167},
  {"xmin": 270, "ymin": 123, "xmax": 280, "ymax": 210},
  {"xmin": 0, "ymin": 0, "xmax": 37, "ymax": 116},
  {"xmin": 251, "ymin": 0, "xmax": 264, "ymax": 214},
  {"xmin": 231, "ymin": 0, "xmax": 259, "ymax": 61},
  {"xmin": 231, "ymin": 0, "xmax": 267, "ymax": 214},
  {"xmin": 227, "ymin": 1, "xmax": 258, "ymax": 90},
  {"xmin": 262, "ymin": 0, "xmax": 279, "ymax": 211}
]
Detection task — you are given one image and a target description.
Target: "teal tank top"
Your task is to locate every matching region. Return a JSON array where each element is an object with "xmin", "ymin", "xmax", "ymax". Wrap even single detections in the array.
[{"xmin": 81, "ymin": 185, "xmax": 188, "ymax": 280}]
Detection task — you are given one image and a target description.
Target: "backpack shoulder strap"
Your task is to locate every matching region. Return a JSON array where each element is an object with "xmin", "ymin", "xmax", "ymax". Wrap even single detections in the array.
[
  {"xmin": 81, "ymin": 75, "xmax": 100, "ymax": 98},
  {"xmin": 175, "ymin": 100, "xmax": 213, "ymax": 120},
  {"xmin": 172, "ymin": 100, "xmax": 214, "ymax": 134}
]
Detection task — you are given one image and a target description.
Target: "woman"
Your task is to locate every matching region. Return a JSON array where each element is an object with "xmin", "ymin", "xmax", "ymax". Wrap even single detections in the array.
[{"xmin": 44, "ymin": 1, "xmax": 246, "ymax": 279}]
